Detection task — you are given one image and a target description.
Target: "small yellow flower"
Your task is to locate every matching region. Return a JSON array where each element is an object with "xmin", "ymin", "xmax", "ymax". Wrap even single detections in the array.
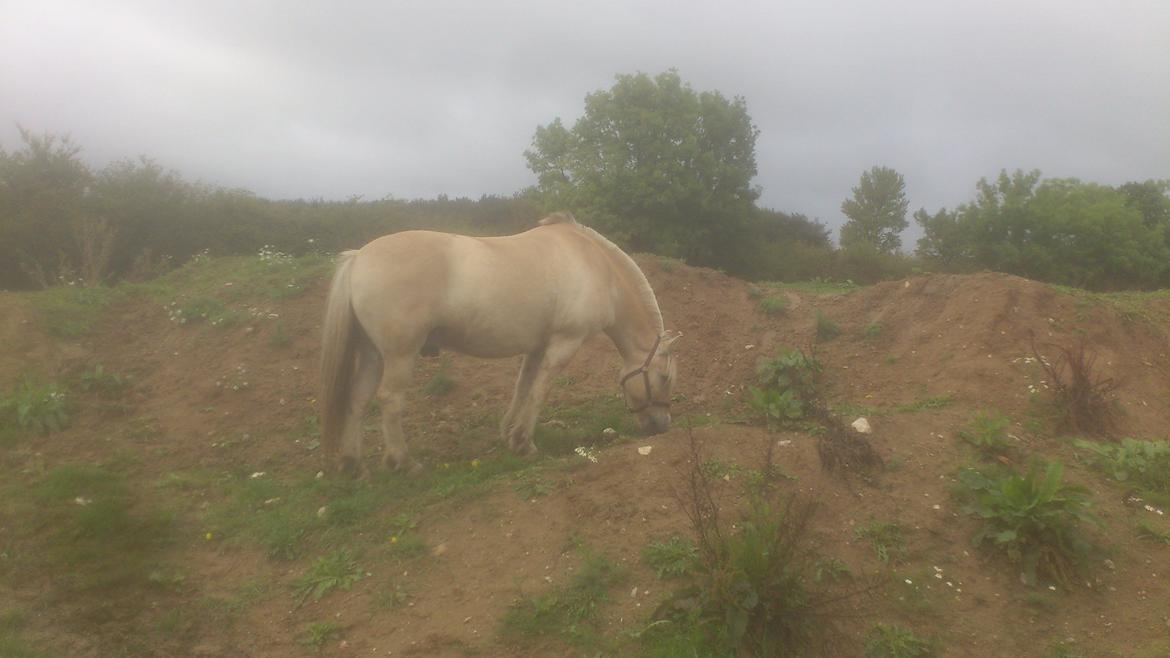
[
  {"xmin": 470, "ymin": 459, "xmax": 480, "ymax": 469},
  {"xmin": 390, "ymin": 536, "xmax": 398, "ymax": 544},
  {"xmin": 441, "ymin": 463, "xmax": 450, "ymax": 470},
  {"xmin": 205, "ymin": 532, "xmax": 213, "ymax": 541}
]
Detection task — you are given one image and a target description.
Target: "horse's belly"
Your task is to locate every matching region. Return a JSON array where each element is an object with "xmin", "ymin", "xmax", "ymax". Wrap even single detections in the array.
[{"xmin": 430, "ymin": 323, "xmax": 540, "ymax": 359}]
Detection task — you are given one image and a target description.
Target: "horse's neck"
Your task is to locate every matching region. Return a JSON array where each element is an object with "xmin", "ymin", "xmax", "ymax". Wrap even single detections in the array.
[{"xmin": 605, "ymin": 293, "xmax": 660, "ymax": 366}]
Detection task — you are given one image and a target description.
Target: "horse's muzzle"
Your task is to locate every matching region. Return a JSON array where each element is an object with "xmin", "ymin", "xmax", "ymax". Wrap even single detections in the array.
[{"xmin": 638, "ymin": 410, "xmax": 671, "ymax": 435}]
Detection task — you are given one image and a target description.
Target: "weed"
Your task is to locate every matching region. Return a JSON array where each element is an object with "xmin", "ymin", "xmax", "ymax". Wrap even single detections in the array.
[
  {"xmin": 746, "ymin": 285, "xmax": 764, "ymax": 299},
  {"xmin": 1032, "ymin": 336, "xmax": 1119, "ymax": 436},
  {"xmin": 815, "ymin": 311, "xmax": 840, "ymax": 341},
  {"xmin": 374, "ymin": 581, "xmax": 412, "ymax": 609},
  {"xmin": 77, "ymin": 363, "xmax": 129, "ymax": 397},
  {"xmin": 299, "ymin": 621, "xmax": 341, "ymax": 650},
  {"xmin": 1046, "ymin": 640, "xmax": 1087, "ymax": 658},
  {"xmin": 643, "ymin": 536, "xmax": 698, "ymax": 579},
  {"xmin": 895, "ymin": 394, "xmax": 953, "ymax": 413},
  {"xmin": 268, "ymin": 321, "xmax": 292, "ymax": 348},
  {"xmin": 863, "ymin": 323, "xmax": 883, "ymax": 340},
  {"xmin": 813, "ymin": 557, "xmax": 852, "ymax": 583},
  {"xmin": 502, "ymin": 550, "xmax": 626, "ymax": 646},
  {"xmin": 0, "ymin": 379, "xmax": 69, "ymax": 435},
  {"xmin": 758, "ymin": 296, "xmax": 788, "ymax": 316},
  {"xmin": 422, "ymin": 357, "xmax": 455, "ymax": 397},
  {"xmin": 512, "ymin": 470, "xmax": 554, "ymax": 499},
  {"xmin": 1136, "ymin": 521, "xmax": 1170, "ymax": 545},
  {"xmin": 164, "ymin": 296, "xmax": 241, "ymax": 327},
  {"xmin": 643, "ymin": 433, "xmax": 862, "ymax": 656},
  {"xmin": 294, "ymin": 550, "xmax": 363, "ymax": 605},
  {"xmin": 855, "ymin": 521, "xmax": 906, "ymax": 565},
  {"xmin": 864, "ymin": 624, "xmax": 933, "ymax": 658},
  {"xmin": 1076, "ymin": 438, "xmax": 1170, "ymax": 494},
  {"xmin": 957, "ymin": 411, "xmax": 1014, "ymax": 459},
  {"xmin": 749, "ymin": 347, "xmax": 824, "ymax": 426},
  {"xmin": 954, "ymin": 461, "xmax": 1097, "ymax": 587}
]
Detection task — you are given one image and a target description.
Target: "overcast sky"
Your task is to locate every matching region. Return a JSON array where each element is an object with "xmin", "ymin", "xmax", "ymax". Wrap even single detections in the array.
[{"xmin": 2, "ymin": 0, "xmax": 1168, "ymax": 240}]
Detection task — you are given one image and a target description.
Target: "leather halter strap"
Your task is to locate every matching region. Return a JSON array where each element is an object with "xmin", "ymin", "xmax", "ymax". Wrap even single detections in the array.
[{"xmin": 620, "ymin": 334, "xmax": 670, "ymax": 413}]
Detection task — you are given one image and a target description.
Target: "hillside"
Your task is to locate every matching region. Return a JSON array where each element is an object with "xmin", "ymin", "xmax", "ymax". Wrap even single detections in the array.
[{"xmin": 2, "ymin": 250, "xmax": 1170, "ymax": 657}]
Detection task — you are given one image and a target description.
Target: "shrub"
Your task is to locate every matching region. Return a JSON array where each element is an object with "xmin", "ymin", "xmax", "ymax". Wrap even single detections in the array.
[{"xmin": 954, "ymin": 461, "xmax": 1097, "ymax": 586}]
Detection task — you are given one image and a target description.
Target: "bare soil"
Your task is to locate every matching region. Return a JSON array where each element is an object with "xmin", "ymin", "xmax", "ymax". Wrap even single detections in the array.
[{"xmin": 3, "ymin": 258, "xmax": 1170, "ymax": 657}]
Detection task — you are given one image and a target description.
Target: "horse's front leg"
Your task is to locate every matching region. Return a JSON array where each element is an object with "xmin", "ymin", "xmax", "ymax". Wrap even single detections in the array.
[
  {"xmin": 504, "ymin": 335, "xmax": 584, "ymax": 454},
  {"xmin": 501, "ymin": 350, "xmax": 542, "ymax": 444}
]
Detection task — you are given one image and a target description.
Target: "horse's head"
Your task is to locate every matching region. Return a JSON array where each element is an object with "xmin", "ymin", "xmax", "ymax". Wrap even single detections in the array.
[{"xmin": 620, "ymin": 330, "xmax": 681, "ymax": 435}]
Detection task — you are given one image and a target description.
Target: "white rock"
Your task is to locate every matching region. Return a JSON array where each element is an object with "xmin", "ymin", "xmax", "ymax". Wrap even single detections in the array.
[
  {"xmin": 637, "ymin": 446, "xmax": 653, "ymax": 456},
  {"xmin": 851, "ymin": 417, "xmax": 872, "ymax": 434}
]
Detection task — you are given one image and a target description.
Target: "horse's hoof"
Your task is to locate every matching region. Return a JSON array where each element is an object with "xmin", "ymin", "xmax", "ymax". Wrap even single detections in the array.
[
  {"xmin": 383, "ymin": 455, "xmax": 424, "ymax": 476},
  {"xmin": 340, "ymin": 456, "xmax": 363, "ymax": 479}
]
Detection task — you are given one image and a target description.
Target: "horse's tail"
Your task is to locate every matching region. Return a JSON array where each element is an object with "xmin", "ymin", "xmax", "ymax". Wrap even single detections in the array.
[{"xmin": 320, "ymin": 250, "xmax": 361, "ymax": 465}]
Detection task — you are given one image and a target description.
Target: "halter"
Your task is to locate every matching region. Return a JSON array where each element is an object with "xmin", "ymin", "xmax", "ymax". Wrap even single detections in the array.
[{"xmin": 620, "ymin": 334, "xmax": 671, "ymax": 413}]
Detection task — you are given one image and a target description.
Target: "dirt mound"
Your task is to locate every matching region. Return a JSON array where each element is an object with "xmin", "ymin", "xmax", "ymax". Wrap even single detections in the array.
[{"xmin": 4, "ymin": 258, "xmax": 1170, "ymax": 657}]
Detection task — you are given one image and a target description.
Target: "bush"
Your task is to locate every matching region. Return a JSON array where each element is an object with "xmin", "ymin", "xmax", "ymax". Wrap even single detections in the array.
[{"xmin": 748, "ymin": 348, "xmax": 824, "ymax": 427}]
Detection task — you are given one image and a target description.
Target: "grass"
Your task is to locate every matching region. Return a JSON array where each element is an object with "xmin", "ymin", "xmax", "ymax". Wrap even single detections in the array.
[
  {"xmin": 894, "ymin": 394, "xmax": 953, "ymax": 413},
  {"xmin": 1136, "ymin": 521, "xmax": 1170, "ymax": 545},
  {"xmin": 862, "ymin": 322, "xmax": 883, "ymax": 339},
  {"xmin": 299, "ymin": 621, "xmax": 341, "ymax": 650},
  {"xmin": 502, "ymin": 550, "xmax": 626, "ymax": 648},
  {"xmin": 865, "ymin": 624, "xmax": 933, "ymax": 658},
  {"xmin": 643, "ymin": 536, "xmax": 698, "ymax": 579},
  {"xmin": 765, "ymin": 278, "xmax": 860, "ymax": 295},
  {"xmin": 209, "ymin": 453, "xmax": 537, "ymax": 559},
  {"xmin": 536, "ymin": 395, "xmax": 634, "ymax": 455},
  {"xmin": 27, "ymin": 285, "xmax": 119, "ymax": 337},
  {"xmin": 77, "ymin": 363, "xmax": 130, "ymax": 397},
  {"xmin": 421, "ymin": 357, "xmax": 456, "ymax": 397},
  {"xmin": 2, "ymin": 462, "xmax": 178, "ymax": 596},
  {"xmin": 294, "ymin": 549, "xmax": 363, "ymax": 605},
  {"xmin": 815, "ymin": 311, "xmax": 841, "ymax": 341},
  {"xmin": 758, "ymin": 296, "xmax": 788, "ymax": 316},
  {"xmin": 854, "ymin": 520, "xmax": 907, "ymax": 565}
]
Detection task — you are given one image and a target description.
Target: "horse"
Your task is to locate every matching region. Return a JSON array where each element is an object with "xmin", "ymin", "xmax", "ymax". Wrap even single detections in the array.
[{"xmin": 319, "ymin": 211, "xmax": 680, "ymax": 476}]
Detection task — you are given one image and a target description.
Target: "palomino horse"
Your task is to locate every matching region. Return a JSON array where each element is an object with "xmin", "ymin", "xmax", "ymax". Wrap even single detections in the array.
[{"xmin": 319, "ymin": 212, "xmax": 680, "ymax": 475}]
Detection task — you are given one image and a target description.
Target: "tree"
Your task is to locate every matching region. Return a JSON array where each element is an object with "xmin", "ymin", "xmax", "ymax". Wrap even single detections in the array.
[
  {"xmin": 524, "ymin": 69, "xmax": 760, "ymax": 267},
  {"xmin": 839, "ymin": 166, "xmax": 909, "ymax": 254},
  {"xmin": 914, "ymin": 169, "xmax": 1170, "ymax": 289}
]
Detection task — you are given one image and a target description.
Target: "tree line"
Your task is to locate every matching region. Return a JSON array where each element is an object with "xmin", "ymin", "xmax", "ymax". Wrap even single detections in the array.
[{"xmin": 3, "ymin": 69, "xmax": 1167, "ymax": 291}]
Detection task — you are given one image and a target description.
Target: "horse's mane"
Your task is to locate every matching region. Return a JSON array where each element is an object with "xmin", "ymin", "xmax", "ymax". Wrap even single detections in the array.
[{"xmin": 540, "ymin": 212, "xmax": 664, "ymax": 333}]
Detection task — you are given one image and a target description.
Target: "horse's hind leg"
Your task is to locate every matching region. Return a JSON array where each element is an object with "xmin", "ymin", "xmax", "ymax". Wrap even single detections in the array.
[
  {"xmin": 377, "ymin": 352, "xmax": 422, "ymax": 474},
  {"xmin": 340, "ymin": 340, "xmax": 383, "ymax": 477}
]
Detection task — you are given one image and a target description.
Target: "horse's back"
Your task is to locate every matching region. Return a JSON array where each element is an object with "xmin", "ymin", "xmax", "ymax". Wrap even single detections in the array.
[{"xmin": 347, "ymin": 224, "xmax": 614, "ymax": 358}]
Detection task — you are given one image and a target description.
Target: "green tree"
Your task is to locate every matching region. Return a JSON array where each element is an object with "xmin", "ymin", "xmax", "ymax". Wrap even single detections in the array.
[
  {"xmin": 524, "ymin": 69, "xmax": 760, "ymax": 267},
  {"xmin": 915, "ymin": 169, "xmax": 1170, "ymax": 289},
  {"xmin": 839, "ymin": 166, "xmax": 909, "ymax": 254},
  {"xmin": 0, "ymin": 127, "xmax": 92, "ymax": 287}
]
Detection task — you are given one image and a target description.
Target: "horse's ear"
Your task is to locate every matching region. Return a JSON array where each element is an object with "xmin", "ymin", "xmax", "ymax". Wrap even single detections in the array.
[{"xmin": 660, "ymin": 330, "xmax": 683, "ymax": 353}]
